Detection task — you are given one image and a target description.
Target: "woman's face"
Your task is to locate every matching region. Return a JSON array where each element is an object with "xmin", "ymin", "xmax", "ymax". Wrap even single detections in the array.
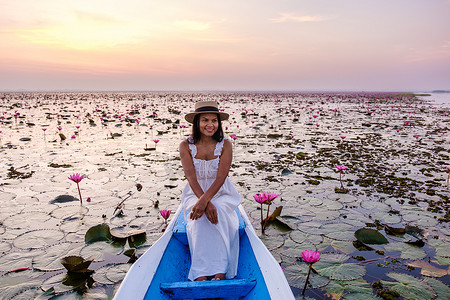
[{"xmin": 198, "ymin": 113, "xmax": 218, "ymax": 137}]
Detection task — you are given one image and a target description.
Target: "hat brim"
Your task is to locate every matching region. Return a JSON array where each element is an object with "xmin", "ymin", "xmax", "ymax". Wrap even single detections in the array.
[{"xmin": 185, "ymin": 111, "xmax": 229, "ymax": 124}]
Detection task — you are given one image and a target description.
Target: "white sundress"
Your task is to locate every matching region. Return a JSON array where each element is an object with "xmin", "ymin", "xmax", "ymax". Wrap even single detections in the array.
[{"xmin": 180, "ymin": 137, "xmax": 241, "ymax": 281}]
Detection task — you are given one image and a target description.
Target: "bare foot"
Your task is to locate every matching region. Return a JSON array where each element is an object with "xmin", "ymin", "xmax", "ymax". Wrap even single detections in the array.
[
  {"xmin": 212, "ymin": 273, "xmax": 225, "ymax": 280},
  {"xmin": 195, "ymin": 276, "xmax": 208, "ymax": 281}
]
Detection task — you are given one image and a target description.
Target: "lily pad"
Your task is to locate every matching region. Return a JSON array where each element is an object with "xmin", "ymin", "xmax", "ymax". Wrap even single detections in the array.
[
  {"xmin": 50, "ymin": 195, "xmax": 79, "ymax": 204},
  {"xmin": 51, "ymin": 205, "xmax": 88, "ymax": 220},
  {"xmin": 370, "ymin": 211, "xmax": 401, "ymax": 224},
  {"xmin": 381, "ymin": 272, "xmax": 436, "ymax": 300},
  {"xmin": 323, "ymin": 279, "xmax": 374, "ymax": 300},
  {"xmin": 280, "ymin": 240, "xmax": 316, "ymax": 258},
  {"xmin": 14, "ymin": 229, "xmax": 65, "ymax": 249},
  {"xmin": 407, "ymin": 260, "xmax": 448, "ymax": 277},
  {"xmin": 33, "ymin": 242, "xmax": 74, "ymax": 271},
  {"xmin": 60, "ymin": 256, "xmax": 94, "ymax": 273},
  {"xmin": 0, "ymin": 251, "xmax": 43, "ymax": 272},
  {"xmin": 422, "ymin": 277, "xmax": 450, "ymax": 299},
  {"xmin": 354, "ymin": 228, "xmax": 388, "ymax": 245},
  {"xmin": 3, "ymin": 212, "xmax": 52, "ymax": 230},
  {"xmin": 314, "ymin": 253, "xmax": 367, "ymax": 281},
  {"xmin": 0, "ymin": 269, "xmax": 44, "ymax": 299},
  {"xmin": 384, "ymin": 242, "xmax": 427, "ymax": 260},
  {"xmin": 283, "ymin": 263, "xmax": 330, "ymax": 290},
  {"xmin": 80, "ymin": 241, "xmax": 123, "ymax": 262},
  {"xmin": 105, "ymin": 263, "xmax": 131, "ymax": 283},
  {"xmin": 322, "ymin": 223, "xmax": 355, "ymax": 241},
  {"xmin": 290, "ymin": 231, "xmax": 307, "ymax": 244},
  {"xmin": 260, "ymin": 234, "xmax": 285, "ymax": 250},
  {"xmin": 85, "ymin": 224, "xmax": 112, "ymax": 244}
]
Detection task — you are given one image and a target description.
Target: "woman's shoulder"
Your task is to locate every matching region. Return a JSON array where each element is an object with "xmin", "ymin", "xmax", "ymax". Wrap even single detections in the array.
[
  {"xmin": 179, "ymin": 138, "xmax": 191, "ymax": 151},
  {"xmin": 180, "ymin": 136, "xmax": 194, "ymax": 146},
  {"xmin": 223, "ymin": 138, "xmax": 232, "ymax": 147}
]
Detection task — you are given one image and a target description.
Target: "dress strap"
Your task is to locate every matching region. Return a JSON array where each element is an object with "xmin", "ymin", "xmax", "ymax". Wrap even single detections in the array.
[
  {"xmin": 214, "ymin": 138, "xmax": 226, "ymax": 157},
  {"xmin": 188, "ymin": 141, "xmax": 197, "ymax": 158}
]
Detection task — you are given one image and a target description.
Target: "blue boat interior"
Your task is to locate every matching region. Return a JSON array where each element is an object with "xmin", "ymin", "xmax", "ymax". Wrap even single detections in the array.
[{"xmin": 144, "ymin": 208, "xmax": 271, "ymax": 299}]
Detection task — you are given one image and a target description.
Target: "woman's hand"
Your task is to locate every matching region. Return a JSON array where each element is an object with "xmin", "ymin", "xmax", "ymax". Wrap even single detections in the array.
[
  {"xmin": 205, "ymin": 202, "xmax": 218, "ymax": 225},
  {"xmin": 190, "ymin": 198, "xmax": 208, "ymax": 220}
]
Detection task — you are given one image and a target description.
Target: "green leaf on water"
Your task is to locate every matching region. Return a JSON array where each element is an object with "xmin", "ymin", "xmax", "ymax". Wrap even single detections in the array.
[
  {"xmin": 322, "ymin": 223, "xmax": 355, "ymax": 241},
  {"xmin": 381, "ymin": 272, "xmax": 436, "ymax": 300},
  {"xmin": 0, "ymin": 270, "xmax": 44, "ymax": 299},
  {"xmin": 283, "ymin": 264, "xmax": 329, "ymax": 290},
  {"xmin": 343, "ymin": 292, "xmax": 379, "ymax": 300},
  {"xmin": 322, "ymin": 279, "xmax": 373, "ymax": 300},
  {"xmin": 14, "ymin": 229, "xmax": 65, "ymax": 250},
  {"xmin": 260, "ymin": 234, "xmax": 285, "ymax": 250},
  {"xmin": 85, "ymin": 224, "xmax": 112, "ymax": 244},
  {"xmin": 105, "ymin": 263, "xmax": 131, "ymax": 283},
  {"xmin": 384, "ymin": 242, "xmax": 426, "ymax": 260},
  {"xmin": 80, "ymin": 242, "xmax": 123, "ymax": 262},
  {"xmin": 33, "ymin": 242, "xmax": 73, "ymax": 271},
  {"xmin": 422, "ymin": 277, "xmax": 450, "ymax": 300},
  {"xmin": 60, "ymin": 256, "xmax": 94, "ymax": 273},
  {"xmin": 281, "ymin": 168, "xmax": 292, "ymax": 175},
  {"xmin": 354, "ymin": 228, "xmax": 388, "ymax": 245},
  {"xmin": 314, "ymin": 253, "xmax": 366, "ymax": 281},
  {"xmin": 49, "ymin": 195, "xmax": 78, "ymax": 204},
  {"xmin": 407, "ymin": 260, "xmax": 448, "ymax": 277}
]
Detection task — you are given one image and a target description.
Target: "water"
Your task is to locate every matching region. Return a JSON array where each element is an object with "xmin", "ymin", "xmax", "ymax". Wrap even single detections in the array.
[
  {"xmin": 0, "ymin": 92, "xmax": 449, "ymax": 299},
  {"xmin": 418, "ymin": 91, "xmax": 450, "ymax": 108}
]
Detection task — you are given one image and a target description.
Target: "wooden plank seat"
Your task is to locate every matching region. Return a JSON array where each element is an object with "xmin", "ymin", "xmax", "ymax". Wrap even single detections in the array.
[
  {"xmin": 172, "ymin": 208, "xmax": 246, "ymax": 245},
  {"xmin": 160, "ymin": 278, "xmax": 257, "ymax": 299}
]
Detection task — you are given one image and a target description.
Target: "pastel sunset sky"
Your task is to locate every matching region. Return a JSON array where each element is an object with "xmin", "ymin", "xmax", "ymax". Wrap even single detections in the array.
[{"xmin": 1, "ymin": 0, "xmax": 449, "ymax": 92}]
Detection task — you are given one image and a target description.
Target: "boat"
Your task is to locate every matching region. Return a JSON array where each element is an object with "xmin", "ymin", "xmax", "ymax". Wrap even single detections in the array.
[{"xmin": 113, "ymin": 204, "xmax": 294, "ymax": 299}]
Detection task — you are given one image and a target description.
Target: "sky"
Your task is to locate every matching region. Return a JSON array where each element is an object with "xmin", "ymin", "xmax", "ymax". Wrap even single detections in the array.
[{"xmin": 0, "ymin": 0, "xmax": 449, "ymax": 92}]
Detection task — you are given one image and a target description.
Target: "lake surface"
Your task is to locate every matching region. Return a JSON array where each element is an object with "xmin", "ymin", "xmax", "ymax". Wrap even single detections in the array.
[{"xmin": 0, "ymin": 92, "xmax": 449, "ymax": 299}]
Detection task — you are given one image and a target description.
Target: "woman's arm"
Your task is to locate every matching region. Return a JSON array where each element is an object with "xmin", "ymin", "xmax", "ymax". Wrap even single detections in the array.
[
  {"xmin": 179, "ymin": 140, "xmax": 204, "ymax": 199},
  {"xmin": 190, "ymin": 139, "xmax": 232, "ymax": 222},
  {"xmin": 200, "ymin": 139, "xmax": 232, "ymax": 202}
]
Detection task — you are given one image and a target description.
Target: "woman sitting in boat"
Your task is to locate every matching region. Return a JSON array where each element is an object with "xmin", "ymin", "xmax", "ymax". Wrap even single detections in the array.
[{"xmin": 179, "ymin": 101, "xmax": 241, "ymax": 281}]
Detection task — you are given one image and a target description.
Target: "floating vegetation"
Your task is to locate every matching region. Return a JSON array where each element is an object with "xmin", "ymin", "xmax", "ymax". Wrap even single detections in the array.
[{"xmin": 0, "ymin": 92, "xmax": 449, "ymax": 299}]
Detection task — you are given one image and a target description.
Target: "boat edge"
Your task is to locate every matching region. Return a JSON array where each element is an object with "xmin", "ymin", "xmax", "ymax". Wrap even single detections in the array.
[{"xmin": 112, "ymin": 204, "xmax": 184, "ymax": 300}]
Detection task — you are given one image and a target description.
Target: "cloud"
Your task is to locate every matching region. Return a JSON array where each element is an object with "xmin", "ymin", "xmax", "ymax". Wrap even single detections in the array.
[{"xmin": 269, "ymin": 13, "xmax": 328, "ymax": 23}]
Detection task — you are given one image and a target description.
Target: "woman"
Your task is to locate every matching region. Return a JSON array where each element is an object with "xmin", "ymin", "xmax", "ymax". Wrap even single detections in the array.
[{"xmin": 179, "ymin": 101, "xmax": 241, "ymax": 281}]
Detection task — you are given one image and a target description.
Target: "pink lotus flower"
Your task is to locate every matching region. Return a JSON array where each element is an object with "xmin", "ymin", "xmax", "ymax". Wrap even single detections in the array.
[
  {"xmin": 160, "ymin": 209, "xmax": 171, "ymax": 224},
  {"xmin": 262, "ymin": 191, "xmax": 279, "ymax": 204},
  {"xmin": 229, "ymin": 134, "xmax": 237, "ymax": 140},
  {"xmin": 253, "ymin": 194, "xmax": 266, "ymax": 204},
  {"xmin": 301, "ymin": 250, "xmax": 321, "ymax": 295},
  {"xmin": 57, "ymin": 126, "xmax": 62, "ymax": 131},
  {"xmin": 68, "ymin": 173, "xmax": 85, "ymax": 204},
  {"xmin": 336, "ymin": 165, "xmax": 347, "ymax": 171},
  {"xmin": 153, "ymin": 139, "xmax": 160, "ymax": 144},
  {"xmin": 301, "ymin": 250, "xmax": 321, "ymax": 264},
  {"xmin": 42, "ymin": 128, "xmax": 47, "ymax": 132},
  {"xmin": 340, "ymin": 136, "xmax": 346, "ymax": 139},
  {"xmin": 254, "ymin": 191, "xmax": 279, "ymax": 234},
  {"xmin": 68, "ymin": 173, "xmax": 84, "ymax": 183},
  {"xmin": 336, "ymin": 165, "xmax": 347, "ymax": 189}
]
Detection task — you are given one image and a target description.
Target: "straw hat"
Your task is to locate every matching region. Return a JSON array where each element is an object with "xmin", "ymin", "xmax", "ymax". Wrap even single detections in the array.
[{"xmin": 184, "ymin": 101, "xmax": 229, "ymax": 124}]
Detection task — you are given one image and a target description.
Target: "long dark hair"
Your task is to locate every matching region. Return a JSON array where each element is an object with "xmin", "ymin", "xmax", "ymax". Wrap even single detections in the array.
[{"xmin": 190, "ymin": 113, "xmax": 224, "ymax": 144}]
